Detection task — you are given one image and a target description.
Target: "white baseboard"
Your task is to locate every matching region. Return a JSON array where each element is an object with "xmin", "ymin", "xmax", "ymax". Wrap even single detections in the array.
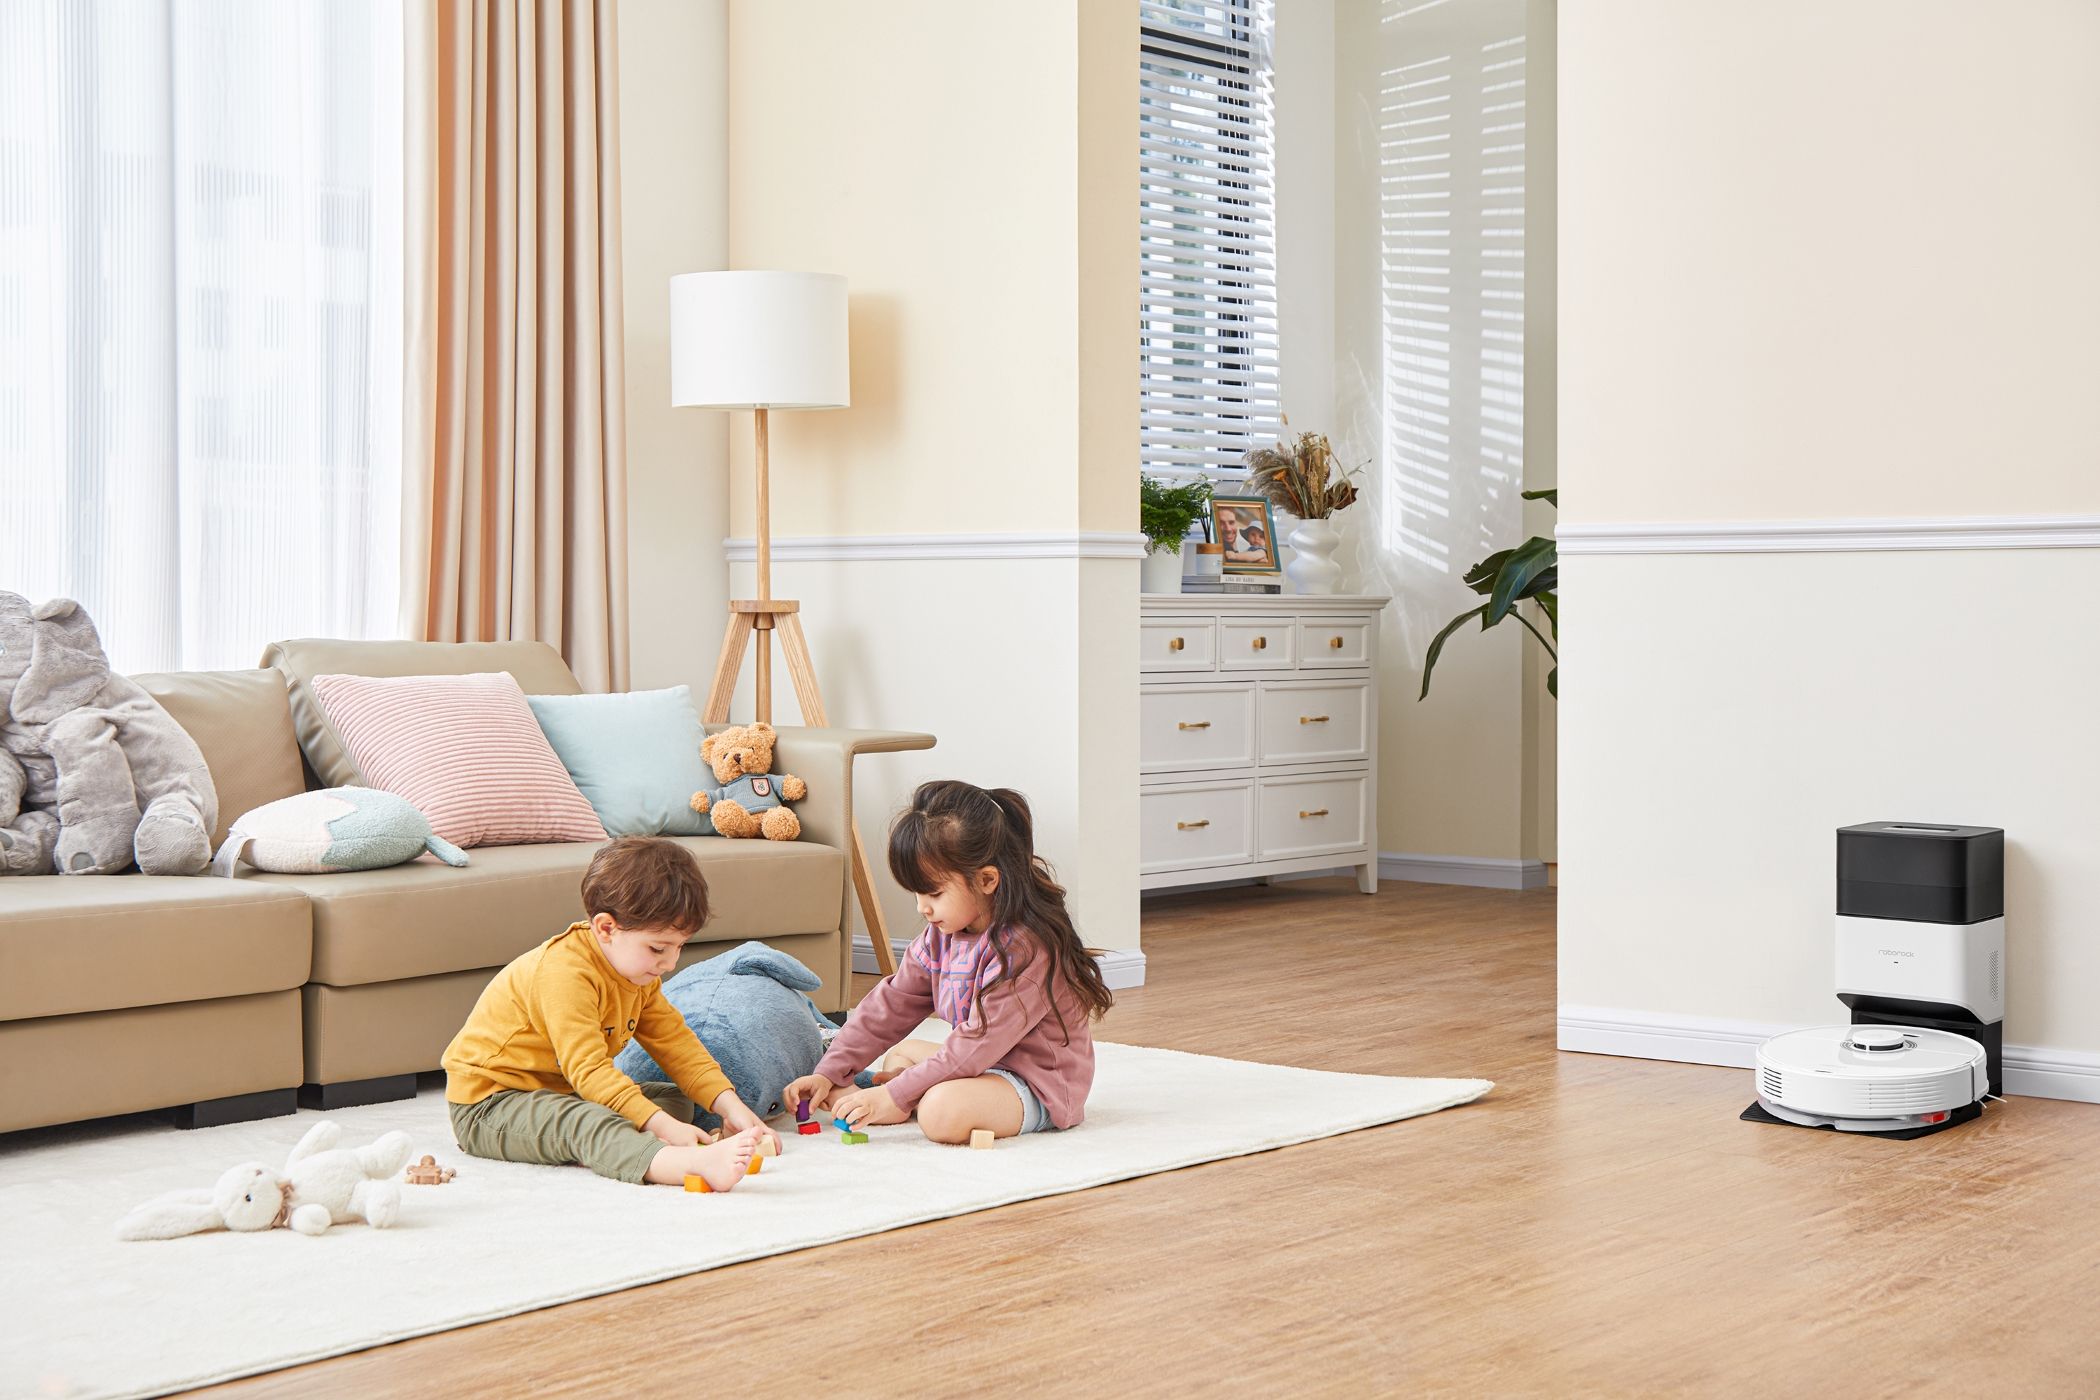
[
  {"xmin": 1557, "ymin": 1003, "xmax": 2100, "ymax": 1105},
  {"xmin": 852, "ymin": 935, "xmax": 1148, "ymax": 990},
  {"xmin": 1380, "ymin": 852, "xmax": 1551, "ymax": 890}
]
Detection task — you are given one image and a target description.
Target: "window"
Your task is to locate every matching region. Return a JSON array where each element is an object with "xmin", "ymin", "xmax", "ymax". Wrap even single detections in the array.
[
  {"xmin": 1138, "ymin": 0, "xmax": 1281, "ymax": 478},
  {"xmin": 0, "ymin": 0, "xmax": 403, "ymax": 672}
]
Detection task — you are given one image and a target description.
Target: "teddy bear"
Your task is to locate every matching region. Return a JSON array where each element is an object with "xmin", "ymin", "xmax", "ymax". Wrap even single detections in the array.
[
  {"xmin": 690, "ymin": 721, "xmax": 806, "ymax": 841},
  {"xmin": 114, "ymin": 1120, "xmax": 414, "ymax": 1240},
  {"xmin": 0, "ymin": 591, "xmax": 218, "ymax": 876}
]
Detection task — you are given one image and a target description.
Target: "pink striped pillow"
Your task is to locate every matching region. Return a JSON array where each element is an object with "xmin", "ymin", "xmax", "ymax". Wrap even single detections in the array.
[{"xmin": 309, "ymin": 672, "xmax": 608, "ymax": 849}]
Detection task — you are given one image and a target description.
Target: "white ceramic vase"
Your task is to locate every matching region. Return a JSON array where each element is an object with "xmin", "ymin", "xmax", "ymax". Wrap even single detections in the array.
[
  {"xmin": 1284, "ymin": 517, "xmax": 1343, "ymax": 594},
  {"xmin": 1141, "ymin": 546, "xmax": 1184, "ymax": 594}
]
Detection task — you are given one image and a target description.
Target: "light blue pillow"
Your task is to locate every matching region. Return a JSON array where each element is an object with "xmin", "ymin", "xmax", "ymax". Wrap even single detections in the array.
[{"xmin": 527, "ymin": 686, "xmax": 714, "ymax": 837}]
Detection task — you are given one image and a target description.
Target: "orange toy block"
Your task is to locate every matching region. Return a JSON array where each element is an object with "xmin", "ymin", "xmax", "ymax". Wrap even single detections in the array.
[
  {"xmin": 684, "ymin": 1174, "xmax": 712, "ymax": 1193},
  {"xmin": 746, "ymin": 1155, "xmax": 764, "ymax": 1176}
]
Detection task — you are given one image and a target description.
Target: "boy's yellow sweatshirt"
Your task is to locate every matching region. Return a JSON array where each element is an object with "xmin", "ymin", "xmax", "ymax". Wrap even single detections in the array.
[{"xmin": 443, "ymin": 922, "xmax": 733, "ymax": 1128}]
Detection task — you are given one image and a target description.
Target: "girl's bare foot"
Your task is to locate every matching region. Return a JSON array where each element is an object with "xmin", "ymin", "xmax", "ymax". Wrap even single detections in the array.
[{"xmin": 646, "ymin": 1125, "xmax": 762, "ymax": 1190}]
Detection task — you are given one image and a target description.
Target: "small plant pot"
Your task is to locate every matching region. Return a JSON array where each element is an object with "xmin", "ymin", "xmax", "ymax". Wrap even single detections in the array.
[{"xmin": 1141, "ymin": 547, "xmax": 1184, "ymax": 594}]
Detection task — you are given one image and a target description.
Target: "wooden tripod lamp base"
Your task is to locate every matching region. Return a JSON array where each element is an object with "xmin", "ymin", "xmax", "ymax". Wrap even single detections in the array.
[{"xmin": 703, "ymin": 597, "xmax": 899, "ymax": 979}]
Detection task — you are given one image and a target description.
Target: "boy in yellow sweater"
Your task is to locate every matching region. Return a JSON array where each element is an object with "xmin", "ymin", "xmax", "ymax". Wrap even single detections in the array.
[{"xmin": 443, "ymin": 836, "xmax": 776, "ymax": 1190}]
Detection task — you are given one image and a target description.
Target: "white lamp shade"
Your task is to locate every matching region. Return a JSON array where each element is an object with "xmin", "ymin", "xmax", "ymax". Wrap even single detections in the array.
[{"xmin": 670, "ymin": 270, "xmax": 850, "ymax": 410}]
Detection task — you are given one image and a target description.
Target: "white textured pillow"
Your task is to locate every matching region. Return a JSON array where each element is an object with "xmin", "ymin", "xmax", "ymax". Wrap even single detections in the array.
[
  {"xmin": 308, "ymin": 672, "xmax": 608, "ymax": 849},
  {"xmin": 213, "ymin": 787, "xmax": 468, "ymax": 874}
]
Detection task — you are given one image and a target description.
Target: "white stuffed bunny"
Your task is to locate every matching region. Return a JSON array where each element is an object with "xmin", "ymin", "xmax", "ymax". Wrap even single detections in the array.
[{"xmin": 115, "ymin": 1121, "xmax": 414, "ymax": 1241}]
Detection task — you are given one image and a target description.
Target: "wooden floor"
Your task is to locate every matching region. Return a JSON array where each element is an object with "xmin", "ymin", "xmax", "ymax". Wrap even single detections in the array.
[{"xmin": 204, "ymin": 879, "xmax": 2100, "ymax": 1398}]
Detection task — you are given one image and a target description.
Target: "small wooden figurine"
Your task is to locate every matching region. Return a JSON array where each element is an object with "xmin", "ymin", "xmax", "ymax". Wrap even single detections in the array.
[{"xmin": 404, "ymin": 1154, "xmax": 456, "ymax": 1184}]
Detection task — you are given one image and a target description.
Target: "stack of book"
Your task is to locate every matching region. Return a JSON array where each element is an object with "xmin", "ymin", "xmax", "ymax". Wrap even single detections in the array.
[{"xmin": 1179, "ymin": 577, "xmax": 1282, "ymax": 595}]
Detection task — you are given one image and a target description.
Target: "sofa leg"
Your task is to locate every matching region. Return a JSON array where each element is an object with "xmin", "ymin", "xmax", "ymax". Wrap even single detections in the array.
[
  {"xmin": 172, "ymin": 1088, "xmax": 298, "ymax": 1130},
  {"xmin": 298, "ymin": 1074, "xmax": 419, "ymax": 1111}
]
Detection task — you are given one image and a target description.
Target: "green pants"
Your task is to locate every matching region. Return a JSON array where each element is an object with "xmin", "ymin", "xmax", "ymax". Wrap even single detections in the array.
[{"xmin": 450, "ymin": 1081, "xmax": 692, "ymax": 1184}]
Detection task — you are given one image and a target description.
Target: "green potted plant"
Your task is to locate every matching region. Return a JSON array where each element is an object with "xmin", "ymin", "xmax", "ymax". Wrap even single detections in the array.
[
  {"xmin": 1420, "ymin": 488, "xmax": 1557, "ymax": 699},
  {"xmin": 1139, "ymin": 475, "xmax": 1213, "ymax": 593}
]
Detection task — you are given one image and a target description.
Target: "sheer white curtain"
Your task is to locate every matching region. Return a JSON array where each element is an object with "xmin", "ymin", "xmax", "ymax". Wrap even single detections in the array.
[{"xmin": 0, "ymin": 0, "xmax": 403, "ymax": 674}]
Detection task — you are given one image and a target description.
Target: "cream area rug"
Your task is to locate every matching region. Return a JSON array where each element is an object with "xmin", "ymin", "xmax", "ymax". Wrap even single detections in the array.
[{"xmin": 0, "ymin": 1037, "xmax": 1490, "ymax": 1400}]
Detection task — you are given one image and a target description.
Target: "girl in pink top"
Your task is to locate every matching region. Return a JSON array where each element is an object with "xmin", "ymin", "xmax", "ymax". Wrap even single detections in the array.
[{"xmin": 787, "ymin": 781, "xmax": 1113, "ymax": 1143}]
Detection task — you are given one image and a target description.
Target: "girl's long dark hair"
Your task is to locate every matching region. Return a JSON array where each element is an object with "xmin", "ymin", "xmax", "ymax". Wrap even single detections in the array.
[{"xmin": 887, "ymin": 780, "xmax": 1113, "ymax": 1041}]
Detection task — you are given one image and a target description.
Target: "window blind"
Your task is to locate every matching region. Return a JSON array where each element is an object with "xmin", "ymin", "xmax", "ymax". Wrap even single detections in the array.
[{"xmin": 1138, "ymin": 0, "xmax": 1281, "ymax": 478}]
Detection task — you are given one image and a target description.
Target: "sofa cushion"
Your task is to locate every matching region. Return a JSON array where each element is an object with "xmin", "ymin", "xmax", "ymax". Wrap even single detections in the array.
[
  {"xmin": 0, "ymin": 876, "xmax": 312, "ymax": 1021},
  {"xmin": 309, "ymin": 671, "xmax": 607, "ymax": 848},
  {"xmin": 247, "ymin": 835, "xmax": 846, "ymax": 987},
  {"xmin": 131, "ymin": 669, "xmax": 306, "ymax": 849},
  {"xmin": 527, "ymin": 685, "xmax": 716, "ymax": 836},
  {"xmin": 261, "ymin": 638, "xmax": 584, "ymax": 789}
]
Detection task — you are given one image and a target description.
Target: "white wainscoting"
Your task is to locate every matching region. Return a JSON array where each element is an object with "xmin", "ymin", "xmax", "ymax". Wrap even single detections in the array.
[
  {"xmin": 1557, "ymin": 513, "xmax": 2100, "ymax": 556},
  {"xmin": 1558, "ymin": 1004, "xmax": 2100, "ymax": 1105},
  {"xmin": 725, "ymin": 531, "xmax": 1150, "ymax": 562}
]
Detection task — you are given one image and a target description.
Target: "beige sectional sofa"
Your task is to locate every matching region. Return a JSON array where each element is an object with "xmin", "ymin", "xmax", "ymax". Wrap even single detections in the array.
[{"xmin": 0, "ymin": 638, "xmax": 932, "ymax": 1135}]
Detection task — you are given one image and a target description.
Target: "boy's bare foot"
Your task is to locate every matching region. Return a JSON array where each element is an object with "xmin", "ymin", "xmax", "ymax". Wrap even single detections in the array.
[{"xmin": 646, "ymin": 1125, "xmax": 762, "ymax": 1190}]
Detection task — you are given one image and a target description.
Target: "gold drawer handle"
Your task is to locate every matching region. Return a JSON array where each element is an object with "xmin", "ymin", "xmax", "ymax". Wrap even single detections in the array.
[
  {"xmin": 1300, "ymin": 714, "xmax": 1330, "ymax": 725},
  {"xmin": 1168, "ymin": 636, "xmax": 1185, "ymax": 652},
  {"xmin": 1177, "ymin": 721, "xmax": 1211, "ymax": 731},
  {"xmin": 1329, "ymin": 636, "xmax": 1345, "ymax": 649},
  {"xmin": 1299, "ymin": 808, "xmax": 1330, "ymax": 820},
  {"xmin": 1176, "ymin": 819, "xmax": 1210, "ymax": 831},
  {"xmin": 1251, "ymin": 636, "xmax": 1267, "ymax": 650}
]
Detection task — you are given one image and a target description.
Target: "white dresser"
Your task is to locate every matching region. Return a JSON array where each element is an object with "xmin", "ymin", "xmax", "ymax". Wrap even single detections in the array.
[{"xmin": 1138, "ymin": 593, "xmax": 1390, "ymax": 894}]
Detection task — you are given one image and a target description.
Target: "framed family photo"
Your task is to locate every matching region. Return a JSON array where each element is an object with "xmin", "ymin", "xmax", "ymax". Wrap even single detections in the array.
[{"xmin": 1208, "ymin": 495, "xmax": 1281, "ymax": 575}]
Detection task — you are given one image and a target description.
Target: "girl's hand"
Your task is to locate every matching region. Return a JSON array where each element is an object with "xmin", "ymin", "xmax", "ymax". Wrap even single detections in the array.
[
  {"xmin": 784, "ymin": 1074, "xmax": 839, "ymax": 1116},
  {"xmin": 711, "ymin": 1091, "xmax": 781, "ymax": 1156},
  {"xmin": 833, "ymin": 1085, "xmax": 908, "ymax": 1128}
]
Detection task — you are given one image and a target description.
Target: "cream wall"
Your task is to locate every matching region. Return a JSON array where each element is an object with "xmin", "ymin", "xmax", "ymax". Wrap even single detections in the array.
[
  {"xmin": 618, "ymin": 0, "xmax": 728, "ymax": 694},
  {"xmin": 1559, "ymin": 2, "xmax": 2100, "ymax": 1075},
  {"xmin": 1329, "ymin": 0, "xmax": 1550, "ymax": 878},
  {"xmin": 723, "ymin": 2, "xmax": 1141, "ymax": 953}
]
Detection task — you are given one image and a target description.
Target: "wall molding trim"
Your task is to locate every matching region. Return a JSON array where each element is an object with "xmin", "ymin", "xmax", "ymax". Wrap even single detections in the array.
[
  {"xmin": 853, "ymin": 935, "xmax": 1147, "ymax": 990},
  {"xmin": 726, "ymin": 531, "xmax": 1150, "ymax": 563},
  {"xmin": 1380, "ymin": 852, "xmax": 1551, "ymax": 890},
  {"xmin": 1556, "ymin": 514, "xmax": 2100, "ymax": 557},
  {"xmin": 1557, "ymin": 1003, "xmax": 2100, "ymax": 1105}
]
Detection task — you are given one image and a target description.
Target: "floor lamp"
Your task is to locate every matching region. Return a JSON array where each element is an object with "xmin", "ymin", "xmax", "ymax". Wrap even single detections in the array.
[{"xmin": 670, "ymin": 271, "xmax": 899, "ymax": 976}]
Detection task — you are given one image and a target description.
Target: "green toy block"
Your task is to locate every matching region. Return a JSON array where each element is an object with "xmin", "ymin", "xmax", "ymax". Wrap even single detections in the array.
[{"xmin": 840, "ymin": 1130, "xmax": 869, "ymax": 1145}]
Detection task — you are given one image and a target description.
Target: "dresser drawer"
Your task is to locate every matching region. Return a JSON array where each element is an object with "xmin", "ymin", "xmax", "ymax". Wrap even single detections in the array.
[
  {"xmin": 1139, "ymin": 684, "xmax": 1255, "ymax": 774},
  {"xmin": 1140, "ymin": 618, "xmax": 1216, "ymax": 672},
  {"xmin": 1296, "ymin": 617, "xmax": 1373, "ymax": 668},
  {"xmin": 1257, "ymin": 678, "xmax": 1371, "ymax": 765},
  {"xmin": 1139, "ymin": 781, "xmax": 1256, "ymax": 874},
  {"xmin": 1218, "ymin": 617, "xmax": 1295, "ymax": 671},
  {"xmin": 1258, "ymin": 772, "xmax": 1369, "ymax": 861}
]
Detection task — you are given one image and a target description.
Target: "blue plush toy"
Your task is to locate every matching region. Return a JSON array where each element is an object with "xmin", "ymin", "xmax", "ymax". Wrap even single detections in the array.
[{"xmin": 614, "ymin": 940, "xmax": 837, "ymax": 1125}]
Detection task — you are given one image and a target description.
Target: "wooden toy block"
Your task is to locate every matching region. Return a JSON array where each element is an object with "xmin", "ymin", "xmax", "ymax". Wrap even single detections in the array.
[
  {"xmin": 840, "ymin": 1131, "xmax": 868, "ymax": 1145},
  {"xmin": 831, "ymin": 1117, "xmax": 852, "ymax": 1131},
  {"xmin": 969, "ymin": 1129, "xmax": 994, "ymax": 1150},
  {"xmin": 795, "ymin": 1100, "xmax": 810, "ymax": 1123},
  {"xmin": 684, "ymin": 1174, "xmax": 712, "ymax": 1193},
  {"xmin": 404, "ymin": 1154, "xmax": 456, "ymax": 1184},
  {"xmin": 757, "ymin": 1136, "xmax": 779, "ymax": 1156},
  {"xmin": 746, "ymin": 1155, "xmax": 764, "ymax": 1176},
  {"xmin": 798, "ymin": 1121, "xmax": 820, "ymax": 1135}
]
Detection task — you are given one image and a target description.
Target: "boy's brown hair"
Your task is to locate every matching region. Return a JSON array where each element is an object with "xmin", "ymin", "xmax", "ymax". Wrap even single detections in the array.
[{"xmin": 581, "ymin": 836, "xmax": 711, "ymax": 933}]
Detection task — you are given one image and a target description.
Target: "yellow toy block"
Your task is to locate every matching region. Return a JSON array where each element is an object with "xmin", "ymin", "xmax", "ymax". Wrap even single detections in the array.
[{"xmin": 746, "ymin": 1155, "xmax": 764, "ymax": 1176}]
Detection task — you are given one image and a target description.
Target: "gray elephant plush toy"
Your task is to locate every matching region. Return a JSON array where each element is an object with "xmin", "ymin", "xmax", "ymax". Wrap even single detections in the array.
[
  {"xmin": 0, "ymin": 592, "xmax": 219, "ymax": 876},
  {"xmin": 615, "ymin": 941, "xmax": 838, "ymax": 1124}
]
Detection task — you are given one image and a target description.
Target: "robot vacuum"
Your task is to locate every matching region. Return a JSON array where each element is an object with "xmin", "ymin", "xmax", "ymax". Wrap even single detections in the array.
[
  {"xmin": 1753, "ymin": 1024, "xmax": 1988, "ymax": 1134},
  {"xmin": 1743, "ymin": 821, "xmax": 2004, "ymax": 1140}
]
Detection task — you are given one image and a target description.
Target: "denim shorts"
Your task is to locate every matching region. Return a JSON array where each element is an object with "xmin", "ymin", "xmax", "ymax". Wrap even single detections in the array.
[{"xmin": 985, "ymin": 1066, "xmax": 1056, "ymax": 1135}]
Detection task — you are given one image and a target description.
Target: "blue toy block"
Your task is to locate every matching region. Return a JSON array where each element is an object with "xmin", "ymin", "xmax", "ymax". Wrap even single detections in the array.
[{"xmin": 832, "ymin": 1117, "xmax": 851, "ymax": 1131}]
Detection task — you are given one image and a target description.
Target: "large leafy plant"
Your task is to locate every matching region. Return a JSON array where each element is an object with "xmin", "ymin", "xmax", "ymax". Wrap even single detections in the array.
[
  {"xmin": 1140, "ymin": 475, "xmax": 1214, "ymax": 556},
  {"xmin": 1420, "ymin": 488, "xmax": 1557, "ymax": 700}
]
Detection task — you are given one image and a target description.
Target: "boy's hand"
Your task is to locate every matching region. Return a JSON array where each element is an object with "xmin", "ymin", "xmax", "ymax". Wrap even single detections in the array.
[
  {"xmin": 784, "ymin": 1074, "xmax": 840, "ymax": 1116},
  {"xmin": 833, "ymin": 1085, "xmax": 907, "ymax": 1128},
  {"xmin": 643, "ymin": 1110, "xmax": 714, "ymax": 1148},
  {"xmin": 710, "ymin": 1090, "xmax": 781, "ymax": 1155}
]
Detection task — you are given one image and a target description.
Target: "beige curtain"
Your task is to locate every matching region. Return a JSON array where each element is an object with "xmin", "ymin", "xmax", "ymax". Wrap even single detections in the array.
[{"xmin": 402, "ymin": 0, "xmax": 631, "ymax": 691}]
